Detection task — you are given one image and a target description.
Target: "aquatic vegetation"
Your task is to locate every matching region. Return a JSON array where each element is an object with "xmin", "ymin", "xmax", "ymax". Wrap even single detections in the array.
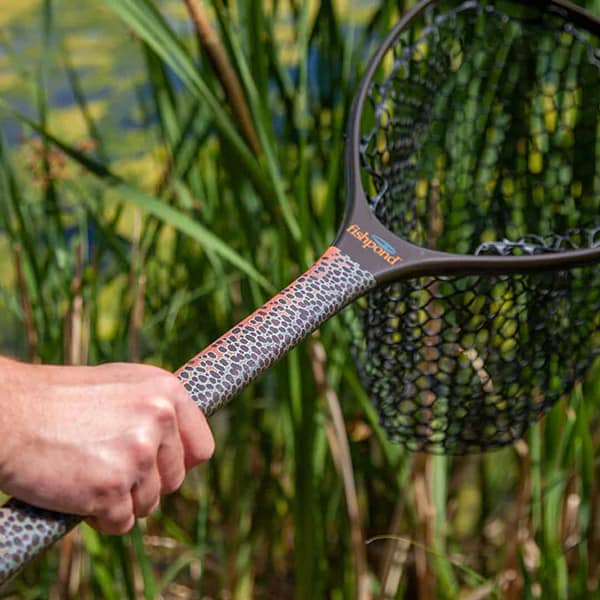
[{"xmin": 0, "ymin": 0, "xmax": 599, "ymax": 598}]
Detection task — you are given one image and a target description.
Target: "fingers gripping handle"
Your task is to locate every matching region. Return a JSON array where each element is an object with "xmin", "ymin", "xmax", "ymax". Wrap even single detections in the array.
[
  {"xmin": 176, "ymin": 247, "xmax": 376, "ymax": 415},
  {"xmin": 0, "ymin": 247, "xmax": 375, "ymax": 583}
]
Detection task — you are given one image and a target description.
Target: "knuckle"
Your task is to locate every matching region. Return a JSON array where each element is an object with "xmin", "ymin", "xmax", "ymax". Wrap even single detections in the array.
[
  {"xmin": 130, "ymin": 432, "xmax": 156, "ymax": 470},
  {"xmin": 137, "ymin": 497, "xmax": 160, "ymax": 518},
  {"xmin": 147, "ymin": 365, "xmax": 179, "ymax": 389},
  {"xmin": 203, "ymin": 436, "xmax": 216, "ymax": 461},
  {"xmin": 188, "ymin": 445, "xmax": 214, "ymax": 467},
  {"xmin": 163, "ymin": 470, "xmax": 185, "ymax": 494},
  {"xmin": 148, "ymin": 397, "xmax": 177, "ymax": 429},
  {"xmin": 88, "ymin": 498, "xmax": 134, "ymax": 534},
  {"xmin": 104, "ymin": 503, "xmax": 135, "ymax": 533},
  {"xmin": 78, "ymin": 495, "xmax": 98, "ymax": 517},
  {"xmin": 102, "ymin": 473, "xmax": 130, "ymax": 498},
  {"xmin": 111, "ymin": 516, "xmax": 136, "ymax": 535},
  {"xmin": 191, "ymin": 433, "xmax": 215, "ymax": 464},
  {"xmin": 149, "ymin": 497, "xmax": 161, "ymax": 515}
]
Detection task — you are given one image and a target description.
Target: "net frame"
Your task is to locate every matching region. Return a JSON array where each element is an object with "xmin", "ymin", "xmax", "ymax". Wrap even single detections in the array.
[{"xmin": 345, "ymin": 0, "xmax": 600, "ymax": 452}]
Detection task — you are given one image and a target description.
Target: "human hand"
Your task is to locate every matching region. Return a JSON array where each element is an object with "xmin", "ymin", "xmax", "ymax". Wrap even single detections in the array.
[{"xmin": 0, "ymin": 358, "xmax": 214, "ymax": 534}]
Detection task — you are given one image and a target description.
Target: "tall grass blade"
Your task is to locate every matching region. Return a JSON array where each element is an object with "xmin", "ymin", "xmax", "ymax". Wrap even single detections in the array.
[
  {"xmin": 101, "ymin": 0, "xmax": 273, "ymax": 201},
  {"xmin": 0, "ymin": 99, "xmax": 274, "ymax": 292}
]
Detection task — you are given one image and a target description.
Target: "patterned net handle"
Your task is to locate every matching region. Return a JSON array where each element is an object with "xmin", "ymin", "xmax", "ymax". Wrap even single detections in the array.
[
  {"xmin": 0, "ymin": 248, "xmax": 375, "ymax": 584},
  {"xmin": 3, "ymin": 0, "xmax": 600, "ymax": 585}
]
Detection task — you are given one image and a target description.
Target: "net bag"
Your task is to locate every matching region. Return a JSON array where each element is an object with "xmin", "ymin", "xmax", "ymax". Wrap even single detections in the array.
[{"xmin": 351, "ymin": 0, "xmax": 600, "ymax": 452}]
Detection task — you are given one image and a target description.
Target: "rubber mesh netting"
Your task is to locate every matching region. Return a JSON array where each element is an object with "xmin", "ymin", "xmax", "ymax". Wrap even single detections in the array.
[{"xmin": 350, "ymin": 0, "xmax": 600, "ymax": 452}]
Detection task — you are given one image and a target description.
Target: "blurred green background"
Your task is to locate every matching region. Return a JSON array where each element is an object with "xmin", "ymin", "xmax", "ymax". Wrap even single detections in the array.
[{"xmin": 0, "ymin": 0, "xmax": 599, "ymax": 598}]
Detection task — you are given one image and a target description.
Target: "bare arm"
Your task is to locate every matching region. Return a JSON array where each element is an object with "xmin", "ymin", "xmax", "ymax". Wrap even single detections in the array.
[{"xmin": 0, "ymin": 357, "xmax": 214, "ymax": 534}]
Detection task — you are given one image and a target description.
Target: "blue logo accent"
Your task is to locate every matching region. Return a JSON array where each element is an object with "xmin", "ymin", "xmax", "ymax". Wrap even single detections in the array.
[{"xmin": 371, "ymin": 235, "xmax": 397, "ymax": 256}]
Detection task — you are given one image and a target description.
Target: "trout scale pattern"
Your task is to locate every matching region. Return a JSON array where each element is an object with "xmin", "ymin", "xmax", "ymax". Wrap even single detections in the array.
[
  {"xmin": 0, "ymin": 500, "xmax": 79, "ymax": 582},
  {"xmin": 177, "ymin": 246, "xmax": 376, "ymax": 415}
]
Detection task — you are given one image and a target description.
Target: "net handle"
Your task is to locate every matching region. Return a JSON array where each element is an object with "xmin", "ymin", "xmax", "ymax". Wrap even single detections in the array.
[{"xmin": 0, "ymin": 247, "xmax": 375, "ymax": 583}]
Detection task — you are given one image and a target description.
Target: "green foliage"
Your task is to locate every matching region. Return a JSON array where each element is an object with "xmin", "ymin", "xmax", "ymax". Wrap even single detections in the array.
[{"xmin": 0, "ymin": 0, "xmax": 599, "ymax": 598}]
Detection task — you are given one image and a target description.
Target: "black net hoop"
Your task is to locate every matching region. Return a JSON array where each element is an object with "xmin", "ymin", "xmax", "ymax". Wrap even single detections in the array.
[{"xmin": 351, "ymin": 0, "xmax": 600, "ymax": 452}]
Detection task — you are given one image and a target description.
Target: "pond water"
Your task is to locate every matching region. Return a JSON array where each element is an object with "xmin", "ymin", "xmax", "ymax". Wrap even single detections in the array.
[
  {"xmin": 0, "ymin": 0, "xmax": 386, "ymax": 356},
  {"xmin": 0, "ymin": 0, "xmax": 381, "ymax": 155}
]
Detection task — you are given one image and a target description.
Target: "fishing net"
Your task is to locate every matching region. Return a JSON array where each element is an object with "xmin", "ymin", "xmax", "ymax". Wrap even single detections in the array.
[{"xmin": 351, "ymin": 0, "xmax": 600, "ymax": 452}]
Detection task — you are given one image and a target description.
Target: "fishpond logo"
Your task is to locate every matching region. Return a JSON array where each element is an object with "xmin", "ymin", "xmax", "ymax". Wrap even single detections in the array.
[{"xmin": 346, "ymin": 224, "xmax": 402, "ymax": 265}]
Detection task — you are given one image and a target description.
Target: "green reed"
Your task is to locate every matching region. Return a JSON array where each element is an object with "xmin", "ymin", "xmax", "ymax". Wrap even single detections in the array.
[{"xmin": 0, "ymin": 0, "xmax": 599, "ymax": 598}]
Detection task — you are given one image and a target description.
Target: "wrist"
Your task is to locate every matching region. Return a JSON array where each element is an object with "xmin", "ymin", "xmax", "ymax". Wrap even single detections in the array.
[{"xmin": 0, "ymin": 358, "xmax": 31, "ymax": 487}]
